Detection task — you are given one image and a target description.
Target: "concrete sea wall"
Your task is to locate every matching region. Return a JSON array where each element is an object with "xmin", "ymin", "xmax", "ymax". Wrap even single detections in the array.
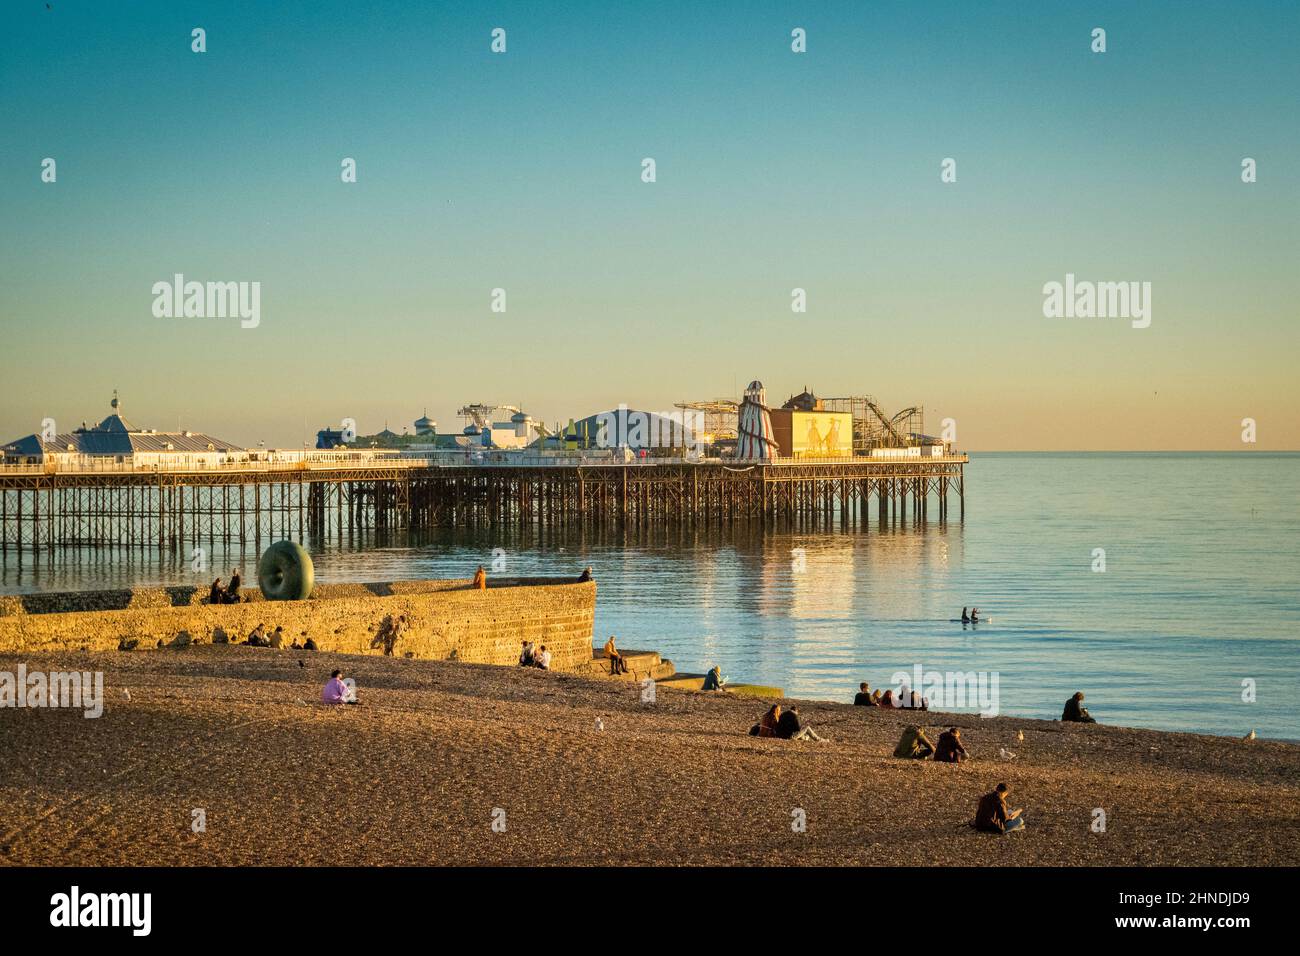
[{"xmin": 0, "ymin": 578, "xmax": 596, "ymax": 672}]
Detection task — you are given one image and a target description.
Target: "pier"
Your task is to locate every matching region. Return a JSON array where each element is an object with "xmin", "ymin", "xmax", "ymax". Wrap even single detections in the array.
[{"xmin": 0, "ymin": 454, "xmax": 967, "ymax": 554}]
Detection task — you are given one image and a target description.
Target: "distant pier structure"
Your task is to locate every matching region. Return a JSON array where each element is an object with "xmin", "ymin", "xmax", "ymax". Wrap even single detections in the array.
[{"xmin": 0, "ymin": 390, "xmax": 967, "ymax": 554}]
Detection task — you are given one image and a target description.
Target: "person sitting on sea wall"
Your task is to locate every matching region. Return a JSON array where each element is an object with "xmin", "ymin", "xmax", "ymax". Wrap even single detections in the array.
[
  {"xmin": 472, "ymin": 566, "xmax": 487, "ymax": 590},
  {"xmin": 535, "ymin": 645, "xmax": 552, "ymax": 670},
  {"xmin": 208, "ymin": 578, "xmax": 225, "ymax": 605},
  {"xmin": 893, "ymin": 725, "xmax": 935, "ymax": 759},
  {"xmin": 577, "ymin": 566, "xmax": 593, "ymax": 583},
  {"xmin": 975, "ymin": 783, "xmax": 1024, "ymax": 833},
  {"xmin": 879, "ymin": 690, "xmax": 897, "ymax": 709},
  {"xmin": 751, "ymin": 704, "xmax": 781, "ymax": 737},
  {"xmin": 1062, "ymin": 692, "xmax": 1097, "ymax": 723},
  {"xmin": 776, "ymin": 706, "xmax": 827, "ymax": 742},
  {"xmin": 701, "ymin": 666, "xmax": 725, "ymax": 691},
  {"xmin": 604, "ymin": 636, "xmax": 628, "ymax": 675},
  {"xmin": 224, "ymin": 568, "xmax": 242, "ymax": 604},
  {"xmin": 519, "ymin": 640, "xmax": 535, "ymax": 666},
  {"xmin": 854, "ymin": 682, "xmax": 876, "ymax": 706},
  {"xmin": 934, "ymin": 727, "xmax": 968, "ymax": 763}
]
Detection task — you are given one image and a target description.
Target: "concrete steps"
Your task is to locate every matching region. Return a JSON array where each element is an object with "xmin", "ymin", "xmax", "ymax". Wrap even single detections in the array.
[
  {"xmin": 585, "ymin": 650, "xmax": 784, "ymax": 698},
  {"xmin": 584, "ymin": 648, "xmax": 676, "ymax": 682}
]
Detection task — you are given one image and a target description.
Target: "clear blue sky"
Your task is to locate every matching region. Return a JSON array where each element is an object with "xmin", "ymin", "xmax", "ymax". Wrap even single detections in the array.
[{"xmin": 2, "ymin": 0, "xmax": 1297, "ymax": 449}]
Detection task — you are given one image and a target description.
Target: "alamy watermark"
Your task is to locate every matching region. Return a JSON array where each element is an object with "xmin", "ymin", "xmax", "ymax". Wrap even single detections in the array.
[
  {"xmin": 1042, "ymin": 273, "xmax": 1150, "ymax": 329},
  {"xmin": 1, "ymin": 665, "xmax": 104, "ymax": 718},
  {"xmin": 152, "ymin": 273, "xmax": 260, "ymax": 329},
  {"xmin": 890, "ymin": 663, "xmax": 1000, "ymax": 717},
  {"xmin": 595, "ymin": 404, "xmax": 705, "ymax": 457}
]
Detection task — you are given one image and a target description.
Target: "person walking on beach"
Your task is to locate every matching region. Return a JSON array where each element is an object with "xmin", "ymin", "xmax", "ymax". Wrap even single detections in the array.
[
  {"xmin": 208, "ymin": 577, "xmax": 225, "ymax": 605},
  {"xmin": 701, "ymin": 666, "xmax": 725, "ymax": 691},
  {"xmin": 854, "ymin": 682, "xmax": 876, "ymax": 706},
  {"xmin": 472, "ymin": 566, "xmax": 487, "ymax": 590},
  {"xmin": 934, "ymin": 727, "xmax": 968, "ymax": 763},
  {"xmin": 604, "ymin": 636, "xmax": 627, "ymax": 675},
  {"xmin": 975, "ymin": 783, "xmax": 1024, "ymax": 833},
  {"xmin": 1062, "ymin": 691, "xmax": 1097, "ymax": 723},
  {"xmin": 777, "ymin": 706, "xmax": 827, "ymax": 742}
]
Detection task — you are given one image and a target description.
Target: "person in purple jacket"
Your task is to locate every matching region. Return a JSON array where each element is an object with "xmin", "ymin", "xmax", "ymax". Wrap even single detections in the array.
[{"xmin": 322, "ymin": 670, "xmax": 349, "ymax": 705}]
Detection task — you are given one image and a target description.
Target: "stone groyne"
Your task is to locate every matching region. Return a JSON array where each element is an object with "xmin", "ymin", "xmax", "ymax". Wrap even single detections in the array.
[{"xmin": 0, "ymin": 578, "xmax": 596, "ymax": 671}]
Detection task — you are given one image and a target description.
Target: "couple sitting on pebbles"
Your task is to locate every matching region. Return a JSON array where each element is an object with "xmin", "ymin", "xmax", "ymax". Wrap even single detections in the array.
[
  {"xmin": 894, "ymin": 725, "xmax": 969, "ymax": 762},
  {"xmin": 749, "ymin": 704, "xmax": 827, "ymax": 742}
]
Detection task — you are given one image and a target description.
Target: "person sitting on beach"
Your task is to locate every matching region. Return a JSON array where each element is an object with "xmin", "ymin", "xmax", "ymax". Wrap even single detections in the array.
[
  {"xmin": 879, "ymin": 690, "xmax": 897, "ymax": 709},
  {"xmin": 751, "ymin": 704, "xmax": 781, "ymax": 738},
  {"xmin": 245, "ymin": 623, "xmax": 267, "ymax": 647},
  {"xmin": 208, "ymin": 578, "xmax": 225, "ymax": 605},
  {"xmin": 322, "ymin": 670, "xmax": 358, "ymax": 706},
  {"xmin": 1062, "ymin": 691, "xmax": 1096, "ymax": 723},
  {"xmin": 776, "ymin": 706, "xmax": 826, "ymax": 742},
  {"xmin": 268, "ymin": 626, "xmax": 285, "ymax": 649},
  {"xmin": 291, "ymin": 637, "xmax": 303, "ymax": 650},
  {"xmin": 519, "ymin": 640, "xmax": 535, "ymax": 667},
  {"xmin": 604, "ymin": 636, "xmax": 628, "ymax": 675},
  {"xmin": 910, "ymin": 691, "xmax": 928, "ymax": 711},
  {"xmin": 975, "ymin": 783, "xmax": 1024, "ymax": 833},
  {"xmin": 472, "ymin": 566, "xmax": 487, "ymax": 590},
  {"xmin": 224, "ymin": 568, "xmax": 242, "ymax": 604},
  {"xmin": 934, "ymin": 727, "xmax": 968, "ymax": 763},
  {"xmin": 961, "ymin": 606, "xmax": 970, "ymax": 623},
  {"xmin": 535, "ymin": 645, "xmax": 552, "ymax": 670},
  {"xmin": 854, "ymin": 682, "xmax": 876, "ymax": 706},
  {"xmin": 701, "ymin": 666, "xmax": 725, "ymax": 691},
  {"xmin": 577, "ymin": 566, "xmax": 593, "ymax": 583},
  {"xmin": 870, "ymin": 689, "xmax": 882, "ymax": 705},
  {"xmin": 303, "ymin": 636, "xmax": 319, "ymax": 651},
  {"xmin": 893, "ymin": 725, "xmax": 935, "ymax": 759}
]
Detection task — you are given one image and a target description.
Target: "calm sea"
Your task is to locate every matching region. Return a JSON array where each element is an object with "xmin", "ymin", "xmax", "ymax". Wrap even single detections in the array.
[{"xmin": 3, "ymin": 453, "xmax": 1297, "ymax": 740}]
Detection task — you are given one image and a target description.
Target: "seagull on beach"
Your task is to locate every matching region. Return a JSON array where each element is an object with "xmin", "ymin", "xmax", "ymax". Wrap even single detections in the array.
[
  {"xmin": 1243, "ymin": 729, "xmax": 1256, "ymax": 741},
  {"xmin": 122, "ymin": 688, "xmax": 131, "ymax": 701},
  {"xmin": 595, "ymin": 716, "xmax": 604, "ymax": 731},
  {"xmin": 999, "ymin": 747, "xmax": 1017, "ymax": 760},
  {"xmin": 1016, "ymin": 730, "xmax": 1024, "ymax": 742}
]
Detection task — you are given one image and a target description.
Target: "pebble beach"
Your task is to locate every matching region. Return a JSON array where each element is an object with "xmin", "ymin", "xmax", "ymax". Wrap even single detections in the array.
[{"xmin": 2, "ymin": 646, "xmax": 1297, "ymax": 866}]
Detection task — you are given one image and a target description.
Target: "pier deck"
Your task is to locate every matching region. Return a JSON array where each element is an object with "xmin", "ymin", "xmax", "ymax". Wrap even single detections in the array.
[{"xmin": 0, "ymin": 455, "xmax": 967, "ymax": 553}]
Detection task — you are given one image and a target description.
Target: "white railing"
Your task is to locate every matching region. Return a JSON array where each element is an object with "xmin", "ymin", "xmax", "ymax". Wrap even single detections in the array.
[{"xmin": 2, "ymin": 450, "xmax": 967, "ymax": 475}]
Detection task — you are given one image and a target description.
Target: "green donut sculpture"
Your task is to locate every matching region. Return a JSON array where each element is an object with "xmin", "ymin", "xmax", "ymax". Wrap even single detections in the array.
[{"xmin": 257, "ymin": 540, "xmax": 315, "ymax": 601}]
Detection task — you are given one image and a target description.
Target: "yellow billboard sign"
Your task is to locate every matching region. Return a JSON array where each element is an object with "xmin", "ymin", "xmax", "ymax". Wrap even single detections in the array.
[{"xmin": 791, "ymin": 411, "xmax": 852, "ymax": 458}]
